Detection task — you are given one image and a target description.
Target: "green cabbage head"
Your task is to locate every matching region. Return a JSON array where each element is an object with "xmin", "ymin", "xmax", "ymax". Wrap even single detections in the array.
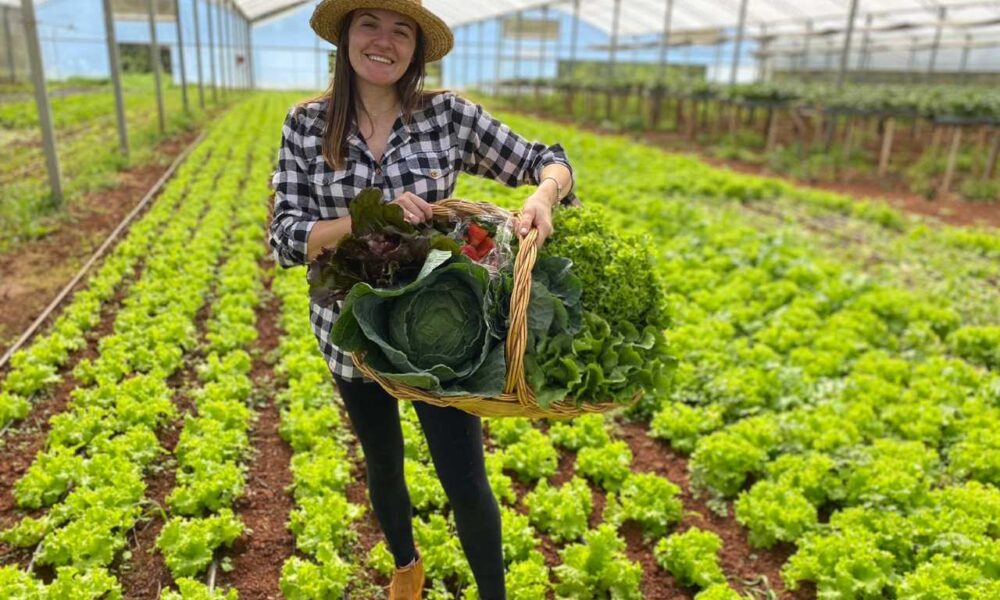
[{"xmin": 330, "ymin": 250, "xmax": 506, "ymax": 396}]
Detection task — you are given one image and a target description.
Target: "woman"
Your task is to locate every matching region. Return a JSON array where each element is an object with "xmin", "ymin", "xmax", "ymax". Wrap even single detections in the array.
[{"xmin": 268, "ymin": 1, "xmax": 575, "ymax": 598}]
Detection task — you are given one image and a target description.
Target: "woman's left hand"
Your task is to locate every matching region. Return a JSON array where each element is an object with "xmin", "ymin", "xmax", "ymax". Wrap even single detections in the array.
[{"xmin": 516, "ymin": 192, "xmax": 555, "ymax": 248}]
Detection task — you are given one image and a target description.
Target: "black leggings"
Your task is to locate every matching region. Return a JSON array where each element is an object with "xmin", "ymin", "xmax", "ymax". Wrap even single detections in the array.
[{"xmin": 334, "ymin": 375, "xmax": 506, "ymax": 599}]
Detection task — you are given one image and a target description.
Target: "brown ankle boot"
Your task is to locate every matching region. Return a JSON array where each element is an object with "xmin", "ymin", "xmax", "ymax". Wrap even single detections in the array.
[{"xmin": 388, "ymin": 550, "xmax": 424, "ymax": 600}]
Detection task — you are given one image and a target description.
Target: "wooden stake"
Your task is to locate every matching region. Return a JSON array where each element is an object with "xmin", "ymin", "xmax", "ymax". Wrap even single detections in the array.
[
  {"xmin": 930, "ymin": 125, "xmax": 943, "ymax": 155},
  {"xmin": 939, "ymin": 126, "xmax": 962, "ymax": 197},
  {"xmin": 878, "ymin": 117, "xmax": 895, "ymax": 177},
  {"xmin": 687, "ymin": 99, "xmax": 698, "ymax": 140},
  {"xmin": 983, "ymin": 129, "xmax": 999, "ymax": 181},
  {"xmin": 841, "ymin": 116, "xmax": 855, "ymax": 161},
  {"xmin": 650, "ymin": 89, "xmax": 663, "ymax": 129},
  {"xmin": 765, "ymin": 108, "xmax": 779, "ymax": 151}
]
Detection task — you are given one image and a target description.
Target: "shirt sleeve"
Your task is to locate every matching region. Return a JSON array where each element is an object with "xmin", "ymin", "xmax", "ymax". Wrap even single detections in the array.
[
  {"xmin": 451, "ymin": 95, "xmax": 578, "ymax": 205},
  {"xmin": 268, "ymin": 107, "xmax": 319, "ymax": 268}
]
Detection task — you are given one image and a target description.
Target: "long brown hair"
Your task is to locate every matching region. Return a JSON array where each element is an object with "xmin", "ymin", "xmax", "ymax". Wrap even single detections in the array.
[{"xmin": 301, "ymin": 10, "xmax": 433, "ymax": 170}]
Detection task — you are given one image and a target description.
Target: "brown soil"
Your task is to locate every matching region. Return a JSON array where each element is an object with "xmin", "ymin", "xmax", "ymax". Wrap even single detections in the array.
[
  {"xmin": 0, "ymin": 127, "xmax": 202, "ymax": 357},
  {"xmin": 0, "ymin": 271, "xmax": 131, "ymax": 528},
  {"xmin": 119, "ymin": 291, "xmax": 214, "ymax": 599},
  {"xmin": 554, "ymin": 437, "xmax": 693, "ymax": 600},
  {"xmin": 344, "ymin": 449, "xmax": 393, "ymax": 599},
  {"xmin": 614, "ymin": 419, "xmax": 811, "ymax": 600},
  {"xmin": 219, "ymin": 272, "xmax": 297, "ymax": 600},
  {"xmin": 504, "ymin": 105, "xmax": 999, "ymax": 230}
]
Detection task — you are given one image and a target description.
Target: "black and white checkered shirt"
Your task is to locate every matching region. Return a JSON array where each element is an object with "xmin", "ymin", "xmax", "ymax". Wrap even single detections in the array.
[{"xmin": 268, "ymin": 91, "xmax": 576, "ymax": 381}]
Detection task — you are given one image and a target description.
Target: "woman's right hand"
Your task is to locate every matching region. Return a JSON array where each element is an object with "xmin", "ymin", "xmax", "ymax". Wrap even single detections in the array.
[{"xmin": 390, "ymin": 192, "xmax": 434, "ymax": 225}]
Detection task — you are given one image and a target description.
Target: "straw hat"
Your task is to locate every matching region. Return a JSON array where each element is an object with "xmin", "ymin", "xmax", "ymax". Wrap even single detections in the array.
[{"xmin": 310, "ymin": 0, "xmax": 454, "ymax": 63}]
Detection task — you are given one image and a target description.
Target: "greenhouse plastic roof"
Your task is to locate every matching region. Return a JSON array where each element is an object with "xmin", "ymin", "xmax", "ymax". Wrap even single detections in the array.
[
  {"xmin": 7, "ymin": 0, "xmax": 994, "ymax": 46},
  {"xmin": 232, "ymin": 0, "xmax": 1000, "ymax": 40}
]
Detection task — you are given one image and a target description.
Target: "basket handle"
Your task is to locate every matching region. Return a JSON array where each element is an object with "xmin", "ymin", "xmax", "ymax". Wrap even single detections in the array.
[
  {"xmin": 504, "ymin": 225, "xmax": 538, "ymax": 399},
  {"xmin": 428, "ymin": 199, "xmax": 538, "ymax": 401}
]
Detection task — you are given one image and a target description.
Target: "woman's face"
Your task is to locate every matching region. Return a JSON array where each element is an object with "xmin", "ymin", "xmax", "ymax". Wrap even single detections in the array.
[{"xmin": 347, "ymin": 9, "xmax": 419, "ymax": 89}]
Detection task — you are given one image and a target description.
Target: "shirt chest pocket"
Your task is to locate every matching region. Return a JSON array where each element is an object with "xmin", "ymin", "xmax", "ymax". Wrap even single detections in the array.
[
  {"xmin": 310, "ymin": 159, "xmax": 362, "ymax": 219},
  {"xmin": 404, "ymin": 148, "xmax": 457, "ymax": 203}
]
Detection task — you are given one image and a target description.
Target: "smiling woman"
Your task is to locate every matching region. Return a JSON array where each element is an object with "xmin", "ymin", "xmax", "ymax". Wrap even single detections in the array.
[{"xmin": 267, "ymin": 2, "xmax": 578, "ymax": 599}]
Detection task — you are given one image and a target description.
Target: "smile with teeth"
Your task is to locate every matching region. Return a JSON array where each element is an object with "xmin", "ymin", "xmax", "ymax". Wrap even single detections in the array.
[{"xmin": 366, "ymin": 54, "xmax": 394, "ymax": 65}]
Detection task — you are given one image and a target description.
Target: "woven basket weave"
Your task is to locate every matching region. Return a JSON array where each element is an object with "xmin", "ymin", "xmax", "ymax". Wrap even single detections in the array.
[{"xmin": 351, "ymin": 198, "xmax": 639, "ymax": 419}]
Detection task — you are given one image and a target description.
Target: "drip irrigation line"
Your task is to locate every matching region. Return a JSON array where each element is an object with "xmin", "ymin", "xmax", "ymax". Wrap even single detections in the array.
[
  {"xmin": 207, "ymin": 557, "xmax": 218, "ymax": 591},
  {"xmin": 25, "ymin": 541, "xmax": 43, "ymax": 573},
  {"xmin": 0, "ymin": 130, "xmax": 207, "ymax": 371}
]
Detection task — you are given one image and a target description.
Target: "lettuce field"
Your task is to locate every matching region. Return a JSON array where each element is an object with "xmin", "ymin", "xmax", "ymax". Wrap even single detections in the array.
[{"xmin": 1, "ymin": 93, "xmax": 998, "ymax": 599}]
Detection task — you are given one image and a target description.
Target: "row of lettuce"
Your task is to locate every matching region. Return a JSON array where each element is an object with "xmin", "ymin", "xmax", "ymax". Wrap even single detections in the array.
[
  {"xmin": 0, "ymin": 96, "xmax": 274, "ymax": 598},
  {"xmin": 503, "ymin": 78, "xmax": 1000, "ymax": 123},
  {"xmin": 465, "ymin": 109, "xmax": 998, "ymax": 598},
  {"xmin": 151, "ymin": 94, "xmax": 276, "ymax": 597}
]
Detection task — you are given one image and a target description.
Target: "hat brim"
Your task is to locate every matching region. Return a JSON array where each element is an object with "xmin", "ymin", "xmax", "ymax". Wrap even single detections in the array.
[{"xmin": 310, "ymin": 0, "xmax": 454, "ymax": 63}]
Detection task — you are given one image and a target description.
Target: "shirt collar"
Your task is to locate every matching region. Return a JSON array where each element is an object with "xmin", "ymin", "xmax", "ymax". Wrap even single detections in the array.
[{"xmin": 318, "ymin": 93, "xmax": 451, "ymax": 162}]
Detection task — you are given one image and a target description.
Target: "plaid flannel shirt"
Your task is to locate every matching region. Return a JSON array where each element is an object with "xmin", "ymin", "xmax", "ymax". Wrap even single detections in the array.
[{"xmin": 268, "ymin": 91, "xmax": 577, "ymax": 381}]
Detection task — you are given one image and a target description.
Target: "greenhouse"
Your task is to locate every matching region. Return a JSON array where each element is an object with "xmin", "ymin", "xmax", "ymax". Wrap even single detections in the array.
[{"xmin": 0, "ymin": 0, "xmax": 998, "ymax": 598}]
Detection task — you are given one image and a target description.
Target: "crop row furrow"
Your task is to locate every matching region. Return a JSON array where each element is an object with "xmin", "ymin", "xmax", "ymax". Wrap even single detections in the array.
[
  {"xmin": 152, "ymin": 95, "xmax": 276, "ymax": 598},
  {"xmin": 0, "ymin": 99, "xmax": 265, "ymax": 596},
  {"xmin": 0, "ymin": 113, "xmax": 221, "ymax": 431}
]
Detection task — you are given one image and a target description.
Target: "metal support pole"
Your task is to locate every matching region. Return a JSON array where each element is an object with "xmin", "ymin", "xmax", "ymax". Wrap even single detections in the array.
[
  {"xmin": 233, "ymin": 2, "xmax": 241, "ymax": 89},
  {"xmin": 233, "ymin": 2, "xmax": 247, "ymax": 89},
  {"xmin": 714, "ymin": 38, "xmax": 723, "ymax": 79},
  {"xmin": 314, "ymin": 24, "xmax": 320, "ymax": 89},
  {"xmin": 835, "ymin": 0, "xmax": 859, "ymax": 89},
  {"xmin": 147, "ymin": 0, "xmax": 166, "ymax": 134},
  {"xmin": 493, "ymin": 15, "xmax": 502, "ymax": 95},
  {"xmin": 207, "ymin": 0, "xmax": 217, "ymax": 102},
  {"xmin": 225, "ymin": 0, "xmax": 233, "ymax": 93},
  {"xmin": 3, "ymin": 7, "xmax": 15, "ymax": 81},
  {"xmin": 513, "ymin": 10, "xmax": 522, "ymax": 94},
  {"xmin": 758, "ymin": 24, "xmax": 768, "ymax": 82},
  {"xmin": 608, "ymin": 0, "xmax": 621, "ymax": 83},
  {"xmin": 101, "ymin": 0, "xmax": 129, "ymax": 161},
  {"xmin": 247, "ymin": 18, "xmax": 255, "ymax": 90},
  {"xmin": 539, "ymin": 5, "xmax": 548, "ymax": 84},
  {"xmin": 927, "ymin": 6, "xmax": 946, "ymax": 78},
  {"xmin": 800, "ymin": 20, "xmax": 812, "ymax": 75},
  {"xmin": 216, "ymin": 0, "xmax": 226, "ymax": 97},
  {"xmin": 221, "ymin": 0, "xmax": 236, "ymax": 91},
  {"xmin": 730, "ymin": 0, "xmax": 749, "ymax": 85},
  {"xmin": 176, "ymin": 0, "xmax": 189, "ymax": 112},
  {"xmin": 240, "ymin": 10, "xmax": 247, "ymax": 88},
  {"xmin": 570, "ymin": 0, "xmax": 580, "ymax": 74},
  {"xmin": 859, "ymin": 13, "xmax": 872, "ymax": 71},
  {"xmin": 657, "ymin": 0, "xmax": 674, "ymax": 84},
  {"xmin": 478, "ymin": 20, "xmax": 485, "ymax": 86},
  {"xmin": 21, "ymin": 0, "xmax": 62, "ymax": 203},
  {"xmin": 959, "ymin": 34, "xmax": 972, "ymax": 83},
  {"xmin": 227, "ymin": 2, "xmax": 236, "ymax": 89},
  {"xmin": 192, "ymin": 0, "xmax": 205, "ymax": 107},
  {"xmin": 462, "ymin": 25, "xmax": 470, "ymax": 88}
]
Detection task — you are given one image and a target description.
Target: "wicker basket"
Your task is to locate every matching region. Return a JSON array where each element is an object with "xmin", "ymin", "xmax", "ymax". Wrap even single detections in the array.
[{"xmin": 351, "ymin": 198, "xmax": 640, "ymax": 419}]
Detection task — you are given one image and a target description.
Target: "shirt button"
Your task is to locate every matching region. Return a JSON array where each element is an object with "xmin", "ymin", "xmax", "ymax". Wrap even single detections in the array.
[
  {"xmin": 430, "ymin": 169, "xmax": 440, "ymax": 178},
  {"xmin": 375, "ymin": 167, "xmax": 382, "ymax": 175}
]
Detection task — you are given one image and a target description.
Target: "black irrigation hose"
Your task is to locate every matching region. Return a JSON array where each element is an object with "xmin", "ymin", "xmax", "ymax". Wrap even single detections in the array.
[{"xmin": 0, "ymin": 130, "xmax": 207, "ymax": 371}]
